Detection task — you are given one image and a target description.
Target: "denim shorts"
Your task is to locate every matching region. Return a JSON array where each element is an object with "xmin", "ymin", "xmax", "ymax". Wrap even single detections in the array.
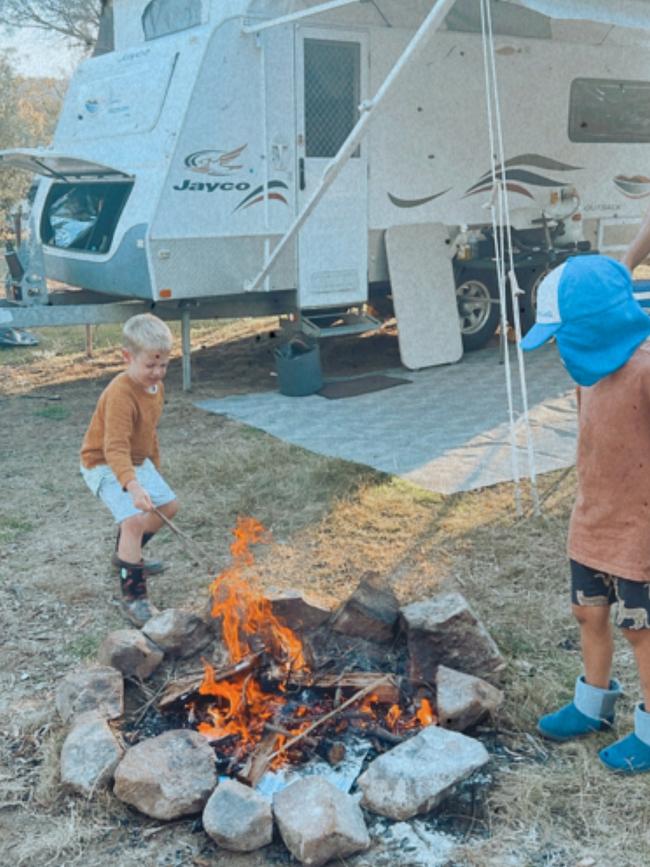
[
  {"xmin": 80, "ymin": 458, "xmax": 176, "ymax": 524},
  {"xmin": 570, "ymin": 559, "xmax": 650, "ymax": 630}
]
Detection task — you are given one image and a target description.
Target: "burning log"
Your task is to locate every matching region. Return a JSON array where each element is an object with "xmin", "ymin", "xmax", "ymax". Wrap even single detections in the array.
[
  {"xmin": 264, "ymin": 724, "xmax": 346, "ymax": 766},
  {"xmin": 291, "ymin": 672, "xmax": 402, "ymax": 705},
  {"xmin": 268, "ymin": 676, "xmax": 392, "ymax": 762},
  {"xmin": 264, "ymin": 723, "xmax": 319, "ymax": 749},
  {"xmin": 362, "ymin": 726, "xmax": 405, "ymax": 747},
  {"xmin": 318, "ymin": 740, "xmax": 346, "ymax": 766},
  {"xmin": 236, "ymin": 733, "xmax": 281, "ymax": 788},
  {"xmin": 158, "ymin": 652, "xmax": 264, "ymax": 711}
]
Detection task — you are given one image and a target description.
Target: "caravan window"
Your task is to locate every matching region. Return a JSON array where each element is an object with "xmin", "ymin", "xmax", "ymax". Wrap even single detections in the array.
[
  {"xmin": 445, "ymin": 0, "xmax": 552, "ymax": 39},
  {"xmin": 569, "ymin": 78, "xmax": 650, "ymax": 143},
  {"xmin": 142, "ymin": 0, "xmax": 202, "ymax": 40},
  {"xmin": 41, "ymin": 182, "xmax": 133, "ymax": 254},
  {"xmin": 304, "ymin": 39, "xmax": 361, "ymax": 158}
]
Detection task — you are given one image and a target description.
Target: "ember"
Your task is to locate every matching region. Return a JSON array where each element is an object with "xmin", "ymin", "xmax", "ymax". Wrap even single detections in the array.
[{"xmin": 177, "ymin": 517, "xmax": 437, "ymax": 779}]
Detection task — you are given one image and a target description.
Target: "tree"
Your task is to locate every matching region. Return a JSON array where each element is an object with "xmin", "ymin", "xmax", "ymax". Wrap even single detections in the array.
[
  {"xmin": 0, "ymin": 0, "xmax": 103, "ymax": 48},
  {"xmin": 0, "ymin": 50, "xmax": 64, "ymax": 219}
]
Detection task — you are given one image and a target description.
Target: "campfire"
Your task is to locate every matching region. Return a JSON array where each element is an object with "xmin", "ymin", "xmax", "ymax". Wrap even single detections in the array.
[
  {"xmin": 160, "ymin": 517, "xmax": 437, "ymax": 786},
  {"xmin": 56, "ymin": 516, "xmax": 505, "ymax": 864}
]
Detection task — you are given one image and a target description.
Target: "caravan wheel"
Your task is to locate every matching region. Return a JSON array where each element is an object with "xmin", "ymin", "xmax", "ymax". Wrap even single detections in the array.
[
  {"xmin": 456, "ymin": 273, "xmax": 500, "ymax": 351},
  {"xmin": 509, "ymin": 267, "xmax": 546, "ymax": 335}
]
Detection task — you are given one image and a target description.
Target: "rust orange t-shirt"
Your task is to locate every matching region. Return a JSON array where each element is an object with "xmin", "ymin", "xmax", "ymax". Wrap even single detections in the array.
[
  {"xmin": 80, "ymin": 371, "xmax": 164, "ymax": 489},
  {"xmin": 568, "ymin": 340, "xmax": 650, "ymax": 582}
]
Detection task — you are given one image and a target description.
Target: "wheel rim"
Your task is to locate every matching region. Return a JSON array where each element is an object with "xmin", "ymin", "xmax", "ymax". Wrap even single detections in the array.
[
  {"xmin": 456, "ymin": 279, "xmax": 494, "ymax": 335},
  {"xmin": 528, "ymin": 270, "xmax": 547, "ymax": 315}
]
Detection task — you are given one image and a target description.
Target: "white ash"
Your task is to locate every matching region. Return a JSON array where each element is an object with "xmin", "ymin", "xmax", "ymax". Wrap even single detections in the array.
[
  {"xmin": 256, "ymin": 735, "xmax": 371, "ymax": 797},
  {"xmin": 349, "ymin": 818, "xmax": 457, "ymax": 867}
]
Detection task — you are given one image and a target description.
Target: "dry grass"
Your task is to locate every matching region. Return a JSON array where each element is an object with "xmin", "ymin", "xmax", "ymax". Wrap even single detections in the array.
[{"xmin": 1, "ymin": 319, "xmax": 647, "ymax": 866}]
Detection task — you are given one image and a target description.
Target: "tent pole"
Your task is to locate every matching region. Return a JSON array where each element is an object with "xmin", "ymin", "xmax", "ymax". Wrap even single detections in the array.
[{"xmin": 244, "ymin": 0, "xmax": 456, "ymax": 293}]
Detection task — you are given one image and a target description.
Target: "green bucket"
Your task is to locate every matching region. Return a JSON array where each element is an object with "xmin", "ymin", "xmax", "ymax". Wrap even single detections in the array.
[{"xmin": 274, "ymin": 337, "xmax": 323, "ymax": 397}]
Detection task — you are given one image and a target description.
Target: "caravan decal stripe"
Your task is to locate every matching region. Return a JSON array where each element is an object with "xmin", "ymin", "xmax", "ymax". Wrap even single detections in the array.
[
  {"xmin": 474, "ymin": 154, "xmax": 583, "ymax": 184},
  {"xmin": 464, "ymin": 182, "xmax": 535, "ymax": 200},
  {"xmin": 465, "ymin": 169, "xmax": 573, "ymax": 195},
  {"xmin": 235, "ymin": 180, "xmax": 289, "ymax": 211},
  {"xmin": 387, "ymin": 188, "xmax": 451, "ymax": 208},
  {"xmin": 241, "ymin": 192, "xmax": 288, "ymax": 210}
]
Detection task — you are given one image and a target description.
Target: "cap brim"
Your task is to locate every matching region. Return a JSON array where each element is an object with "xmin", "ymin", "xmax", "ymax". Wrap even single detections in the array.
[{"xmin": 520, "ymin": 322, "xmax": 561, "ymax": 351}]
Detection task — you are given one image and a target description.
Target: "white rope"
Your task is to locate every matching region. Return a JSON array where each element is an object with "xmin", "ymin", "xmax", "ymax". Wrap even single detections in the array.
[
  {"xmin": 482, "ymin": 0, "xmax": 541, "ymax": 516},
  {"xmin": 479, "ymin": 0, "xmax": 522, "ymax": 515},
  {"xmin": 478, "ymin": 0, "xmax": 541, "ymax": 515}
]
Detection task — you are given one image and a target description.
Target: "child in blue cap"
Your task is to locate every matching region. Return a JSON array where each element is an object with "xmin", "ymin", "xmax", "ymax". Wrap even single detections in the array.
[{"xmin": 521, "ymin": 254, "xmax": 650, "ymax": 773}]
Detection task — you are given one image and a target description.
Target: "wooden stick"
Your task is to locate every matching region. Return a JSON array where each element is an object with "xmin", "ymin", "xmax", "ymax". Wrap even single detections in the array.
[
  {"xmin": 153, "ymin": 507, "xmax": 215, "ymax": 573},
  {"xmin": 237, "ymin": 733, "xmax": 280, "ymax": 787},
  {"xmin": 158, "ymin": 652, "xmax": 264, "ymax": 710},
  {"xmin": 264, "ymin": 723, "xmax": 319, "ymax": 749},
  {"xmin": 267, "ymin": 676, "xmax": 391, "ymax": 761}
]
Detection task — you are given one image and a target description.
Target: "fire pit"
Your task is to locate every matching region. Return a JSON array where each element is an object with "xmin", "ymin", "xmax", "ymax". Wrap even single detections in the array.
[{"xmin": 55, "ymin": 517, "xmax": 504, "ymax": 865}]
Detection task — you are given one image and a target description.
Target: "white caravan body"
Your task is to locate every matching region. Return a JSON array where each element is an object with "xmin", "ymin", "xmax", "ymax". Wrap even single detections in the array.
[{"xmin": 4, "ymin": 0, "xmax": 650, "ymax": 321}]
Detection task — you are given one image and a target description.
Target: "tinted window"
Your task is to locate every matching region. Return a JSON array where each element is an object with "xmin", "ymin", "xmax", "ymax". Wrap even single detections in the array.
[
  {"xmin": 446, "ymin": 0, "xmax": 552, "ymax": 39},
  {"xmin": 569, "ymin": 78, "xmax": 650, "ymax": 143},
  {"xmin": 41, "ymin": 182, "xmax": 133, "ymax": 253},
  {"xmin": 142, "ymin": 0, "xmax": 201, "ymax": 40}
]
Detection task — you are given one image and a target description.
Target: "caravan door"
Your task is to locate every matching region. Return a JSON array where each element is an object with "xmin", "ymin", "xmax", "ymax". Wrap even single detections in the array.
[{"xmin": 296, "ymin": 29, "xmax": 368, "ymax": 308}]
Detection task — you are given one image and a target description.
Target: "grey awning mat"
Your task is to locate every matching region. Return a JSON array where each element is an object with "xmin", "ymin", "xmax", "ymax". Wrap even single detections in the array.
[{"xmin": 196, "ymin": 343, "xmax": 576, "ymax": 494}]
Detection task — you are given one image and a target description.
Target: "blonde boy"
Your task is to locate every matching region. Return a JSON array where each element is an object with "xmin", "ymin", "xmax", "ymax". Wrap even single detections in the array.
[{"xmin": 80, "ymin": 313, "xmax": 179, "ymax": 625}]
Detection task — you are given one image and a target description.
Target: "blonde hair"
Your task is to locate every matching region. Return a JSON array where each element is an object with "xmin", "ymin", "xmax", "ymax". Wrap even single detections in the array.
[{"xmin": 123, "ymin": 314, "xmax": 173, "ymax": 354}]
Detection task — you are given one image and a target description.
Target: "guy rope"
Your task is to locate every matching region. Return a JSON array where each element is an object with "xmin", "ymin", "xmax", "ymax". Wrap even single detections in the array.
[{"xmin": 480, "ymin": 0, "xmax": 541, "ymax": 516}]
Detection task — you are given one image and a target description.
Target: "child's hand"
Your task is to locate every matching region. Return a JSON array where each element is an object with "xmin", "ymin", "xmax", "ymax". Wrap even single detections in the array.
[{"xmin": 126, "ymin": 480, "xmax": 153, "ymax": 512}]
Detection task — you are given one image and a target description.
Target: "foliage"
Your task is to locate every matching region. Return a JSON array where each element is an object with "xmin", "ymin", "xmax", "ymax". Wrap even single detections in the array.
[
  {"xmin": 0, "ymin": 51, "xmax": 64, "ymax": 222},
  {"xmin": 0, "ymin": 0, "xmax": 102, "ymax": 47}
]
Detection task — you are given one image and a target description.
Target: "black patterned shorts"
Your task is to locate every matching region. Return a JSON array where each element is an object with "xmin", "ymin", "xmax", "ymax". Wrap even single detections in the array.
[{"xmin": 570, "ymin": 559, "xmax": 650, "ymax": 630}]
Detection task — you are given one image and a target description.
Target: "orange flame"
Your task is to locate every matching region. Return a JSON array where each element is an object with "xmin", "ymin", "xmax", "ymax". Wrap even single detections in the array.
[
  {"xmin": 416, "ymin": 698, "xmax": 436, "ymax": 727},
  {"xmin": 191, "ymin": 516, "xmax": 437, "ymax": 768},
  {"xmin": 208, "ymin": 517, "xmax": 306, "ymax": 670},
  {"xmin": 196, "ymin": 518, "xmax": 306, "ymax": 752}
]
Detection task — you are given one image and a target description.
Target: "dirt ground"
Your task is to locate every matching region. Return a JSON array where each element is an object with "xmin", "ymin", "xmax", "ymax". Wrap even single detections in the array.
[{"xmin": 1, "ymin": 319, "xmax": 650, "ymax": 867}]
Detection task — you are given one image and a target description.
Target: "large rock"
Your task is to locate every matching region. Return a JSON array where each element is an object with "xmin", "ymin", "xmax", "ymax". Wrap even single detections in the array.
[
  {"xmin": 142, "ymin": 608, "xmax": 213, "ymax": 658},
  {"xmin": 203, "ymin": 779, "xmax": 272, "ymax": 852},
  {"xmin": 114, "ymin": 729, "xmax": 217, "ymax": 819},
  {"xmin": 97, "ymin": 629, "xmax": 164, "ymax": 680},
  {"xmin": 330, "ymin": 573, "xmax": 399, "ymax": 644},
  {"xmin": 55, "ymin": 665, "xmax": 124, "ymax": 723},
  {"xmin": 273, "ymin": 776, "xmax": 370, "ymax": 866},
  {"xmin": 357, "ymin": 725, "xmax": 489, "ymax": 820},
  {"xmin": 401, "ymin": 593, "xmax": 504, "ymax": 681},
  {"xmin": 436, "ymin": 665, "xmax": 504, "ymax": 732},
  {"xmin": 60, "ymin": 711, "xmax": 124, "ymax": 796},
  {"xmin": 266, "ymin": 587, "xmax": 331, "ymax": 633}
]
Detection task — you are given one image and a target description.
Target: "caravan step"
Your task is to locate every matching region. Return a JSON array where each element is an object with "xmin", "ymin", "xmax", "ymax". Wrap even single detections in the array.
[{"xmin": 300, "ymin": 309, "xmax": 381, "ymax": 339}]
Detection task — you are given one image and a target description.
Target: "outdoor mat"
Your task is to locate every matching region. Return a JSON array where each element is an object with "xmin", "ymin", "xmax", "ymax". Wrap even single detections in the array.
[
  {"xmin": 196, "ymin": 344, "xmax": 577, "ymax": 494},
  {"xmin": 318, "ymin": 374, "xmax": 411, "ymax": 399}
]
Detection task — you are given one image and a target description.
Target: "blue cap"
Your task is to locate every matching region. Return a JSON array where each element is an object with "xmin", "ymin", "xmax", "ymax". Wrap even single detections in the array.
[{"xmin": 520, "ymin": 255, "xmax": 650, "ymax": 385}]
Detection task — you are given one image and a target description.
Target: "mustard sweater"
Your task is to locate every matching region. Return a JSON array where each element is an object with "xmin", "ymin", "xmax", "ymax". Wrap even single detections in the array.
[{"xmin": 81, "ymin": 372, "xmax": 164, "ymax": 489}]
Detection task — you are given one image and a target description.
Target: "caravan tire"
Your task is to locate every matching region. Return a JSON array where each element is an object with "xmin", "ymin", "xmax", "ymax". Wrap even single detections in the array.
[
  {"xmin": 455, "ymin": 271, "xmax": 500, "ymax": 351},
  {"xmin": 508, "ymin": 267, "xmax": 547, "ymax": 335}
]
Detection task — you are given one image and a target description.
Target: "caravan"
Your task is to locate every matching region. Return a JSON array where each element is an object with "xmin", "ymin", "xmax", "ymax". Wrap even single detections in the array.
[{"xmin": 3, "ymin": 0, "xmax": 650, "ymax": 367}]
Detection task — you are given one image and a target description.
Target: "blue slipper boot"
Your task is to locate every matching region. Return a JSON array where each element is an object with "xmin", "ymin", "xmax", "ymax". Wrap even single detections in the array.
[
  {"xmin": 537, "ymin": 676, "xmax": 621, "ymax": 742},
  {"xmin": 538, "ymin": 702, "xmax": 612, "ymax": 741},
  {"xmin": 599, "ymin": 704, "xmax": 650, "ymax": 774}
]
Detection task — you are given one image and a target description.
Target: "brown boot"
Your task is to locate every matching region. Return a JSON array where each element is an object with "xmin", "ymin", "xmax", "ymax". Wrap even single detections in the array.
[{"xmin": 118, "ymin": 561, "xmax": 160, "ymax": 627}]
